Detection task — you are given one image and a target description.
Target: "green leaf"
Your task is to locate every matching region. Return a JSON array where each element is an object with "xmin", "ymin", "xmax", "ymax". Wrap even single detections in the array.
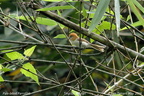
[
  {"xmin": 2, "ymin": 50, "xmax": 24, "ymax": 60},
  {"xmin": 95, "ymin": 21, "xmax": 116, "ymax": 34},
  {"xmin": 138, "ymin": 62, "xmax": 144, "ymax": 68},
  {"xmin": 120, "ymin": 21, "xmax": 142, "ymax": 31},
  {"xmin": 133, "ymin": 0, "xmax": 144, "ymax": 13},
  {"xmin": 71, "ymin": 90, "xmax": 81, "ymax": 96},
  {"xmin": 20, "ymin": 63, "xmax": 39, "ymax": 85},
  {"xmin": 89, "ymin": 0, "xmax": 110, "ymax": 32},
  {"xmin": 18, "ymin": 16, "xmax": 57, "ymax": 26},
  {"xmin": 54, "ymin": 34, "xmax": 66, "ymax": 38},
  {"xmin": 98, "ymin": 21, "xmax": 116, "ymax": 30},
  {"xmin": 1, "ymin": 68, "xmax": 12, "ymax": 72},
  {"xmin": 112, "ymin": 94, "xmax": 123, "ymax": 96},
  {"xmin": 114, "ymin": 0, "xmax": 120, "ymax": 36},
  {"xmin": 0, "ymin": 64, "xmax": 3, "ymax": 70},
  {"xmin": 43, "ymin": 0, "xmax": 65, "ymax": 1},
  {"xmin": 37, "ymin": 5, "xmax": 74, "ymax": 11},
  {"xmin": 24, "ymin": 45, "xmax": 36, "ymax": 57},
  {"xmin": 0, "ymin": 76, "xmax": 4, "ymax": 82},
  {"xmin": 126, "ymin": 0, "xmax": 144, "ymax": 26},
  {"xmin": 43, "ymin": 0, "xmax": 87, "ymax": 2}
]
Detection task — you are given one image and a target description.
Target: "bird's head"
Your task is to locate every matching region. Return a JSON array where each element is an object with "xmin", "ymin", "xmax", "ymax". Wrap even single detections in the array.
[{"xmin": 69, "ymin": 33, "xmax": 79, "ymax": 41}]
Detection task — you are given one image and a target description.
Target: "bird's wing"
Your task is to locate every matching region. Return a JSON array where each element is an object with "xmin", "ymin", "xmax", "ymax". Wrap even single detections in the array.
[{"xmin": 77, "ymin": 38, "xmax": 90, "ymax": 43}]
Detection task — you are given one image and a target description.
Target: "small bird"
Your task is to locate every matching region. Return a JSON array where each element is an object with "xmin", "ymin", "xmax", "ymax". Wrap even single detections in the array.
[{"xmin": 69, "ymin": 33, "xmax": 105, "ymax": 52}]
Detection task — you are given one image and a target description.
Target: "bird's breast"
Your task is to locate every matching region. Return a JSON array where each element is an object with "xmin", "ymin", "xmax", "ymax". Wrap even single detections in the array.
[{"xmin": 70, "ymin": 39, "xmax": 89, "ymax": 48}]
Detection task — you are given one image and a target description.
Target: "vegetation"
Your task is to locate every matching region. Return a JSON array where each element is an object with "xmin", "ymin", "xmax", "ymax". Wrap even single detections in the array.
[{"xmin": 0, "ymin": 0, "xmax": 144, "ymax": 96}]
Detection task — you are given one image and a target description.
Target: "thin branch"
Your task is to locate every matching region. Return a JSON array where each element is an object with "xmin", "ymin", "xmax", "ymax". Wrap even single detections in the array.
[
  {"xmin": 103, "ymin": 69, "xmax": 143, "ymax": 94},
  {"xmin": 0, "ymin": 18, "xmax": 43, "ymax": 43},
  {"xmin": 28, "ymin": 3, "xmax": 144, "ymax": 62}
]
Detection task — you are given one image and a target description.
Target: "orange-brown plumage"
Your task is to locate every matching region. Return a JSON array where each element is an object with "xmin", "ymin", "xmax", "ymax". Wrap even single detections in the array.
[{"xmin": 69, "ymin": 33, "xmax": 105, "ymax": 52}]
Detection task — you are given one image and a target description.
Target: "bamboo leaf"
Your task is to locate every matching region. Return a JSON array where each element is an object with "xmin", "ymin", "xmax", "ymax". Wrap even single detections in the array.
[
  {"xmin": 37, "ymin": 5, "xmax": 74, "ymax": 11},
  {"xmin": 89, "ymin": 0, "xmax": 110, "ymax": 32},
  {"xmin": 133, "ymin": 0, "xmax": 144, "ymax": 13},
  {"xmin": 126, "ymin": 0, "xmax": 144, "ymax": 26}
]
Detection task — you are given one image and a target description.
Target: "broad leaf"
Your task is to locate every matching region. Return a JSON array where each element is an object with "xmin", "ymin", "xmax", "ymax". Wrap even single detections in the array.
[
  {"xmin": 20, "ymin": 63, "xmax": 39, "ymax": 85},
  {"xmin": 24, "ymin": 45, "xmax": 36, "ymax": 57},
  {"xmin": 95, "ymin": 21, "xmax": 116, "ymax": 34},
  {"xmin": 0, "ymin": 76, "xmax": 4, "ymax": 82},
  {"xmin": 1, "ymin": 68, "xmax": 12, "ymax": 72},
  {"xmin": 2, "ymin": 50, "xmax": 24, "ymax": 60}
]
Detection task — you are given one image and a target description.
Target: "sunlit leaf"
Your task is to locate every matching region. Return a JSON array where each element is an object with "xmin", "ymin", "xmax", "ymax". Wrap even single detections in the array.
[
  {"xmin": 112, "ymin": 94, "xmax": 123, "ymax": 96},
  {"xmin": 0, "ymin": 76, "xmax": 4, "ymax": 82},
  {"xmin": 1, "ymin": 68, "xmax": 12, "ymax": 72},
  {"xmin": 71, "ymin": 90, "xmax": 81, "ymax": 96},
  {"xmin": 95, "ymin": 21, "xmax": 116, "ymax": 34},
  {"xmin": 0, "ymin": 64, "xmax": 3, "ymax": 70},
  {"xmin": 20, "ymin": 63, "xmax": 39, "ymax": 85},
  {"xmin": 2, "ymin": 50, "xmax": 24, "ymax": 60},
  {"xmin": 24, "ymin": 45, "xmax": 36, "ymax": 57},
  {"xmin": 98, "ymin": 21, "xmax": 116, "ymax": 30}
]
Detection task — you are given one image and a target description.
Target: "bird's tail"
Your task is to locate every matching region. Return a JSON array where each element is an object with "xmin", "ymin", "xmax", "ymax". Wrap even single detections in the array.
[{"xmin": 90, "ymin": 44, "xmax": 105, "ymax": 52}]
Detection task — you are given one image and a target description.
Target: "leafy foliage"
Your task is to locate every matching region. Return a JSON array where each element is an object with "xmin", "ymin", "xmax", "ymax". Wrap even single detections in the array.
[
  {"xmin": 20, "ymin": 63, "xmax": 39, "ymax": 85},
  {"xmin": 0, "ymin": 0, "xmax": 144, "ymax": 96},
  {"xmin": 0, "ymin": 46, "xmax": 38, "ymax": 85},
  {"xmin": 89, "ymin": 0, "xmax": 110, "ymax": 32}
]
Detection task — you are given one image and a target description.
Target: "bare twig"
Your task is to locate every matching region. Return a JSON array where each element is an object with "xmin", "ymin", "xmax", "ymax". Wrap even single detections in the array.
[{"xmin": 28, "ymin": 3, "xmax": 144, "ymax": 62}]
